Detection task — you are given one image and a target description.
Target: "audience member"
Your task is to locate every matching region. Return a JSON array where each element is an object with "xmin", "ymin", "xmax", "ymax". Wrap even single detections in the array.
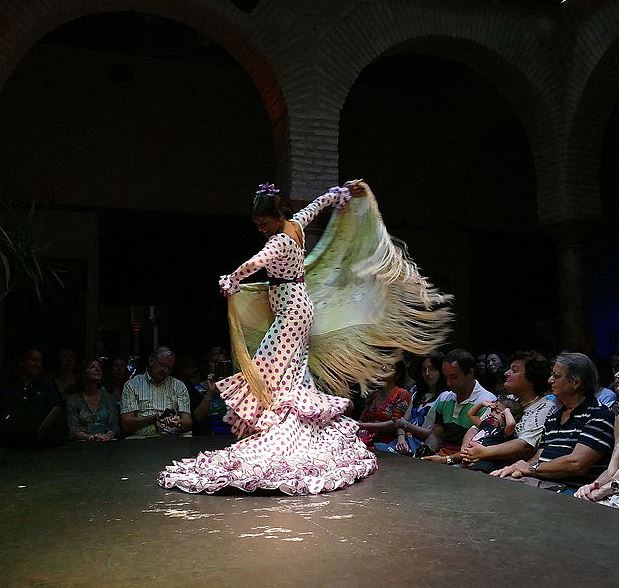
[
  {"xmin": 102, "ymin": 356, "xmax": 129, "ymax": 406},
  {"xmin": 357, "ymin": 362, "xmax": 411, "ymax": 447},
  {"xmin": 475, "ymin": 353, "xmax": 487, "ymax": 387},
  {"xmin": 120, "ymin": 346, "xmax": 192, "ymax": 437},
  {"xmin": 575, "ymin": 417, "xmax": 619, "ymax": 507},
  {"xmin": 595, "ymin": 385, "xmax": 617, "ymax": 409},
  {"xmin": 460, "ymin": 351, "xmax": 555, "ymax": 470},
  {"xmin": 0, "ymin": 348, "xmax": 68, "ymax": 447},
  {"xmin": 66, "ymin": 359, "xmax": 119, "ymax": 441},
  {"xmin": 420, "ymin": 349, "xmax": 496, "ymax": 458},
  {"xmin": 390, "ymin": 351, "xmax": 446, "ymax": 455},
  {"xmin": 198, "ymin": 346, "xmax": 228, "ymax": 381},
  {"xmin": 176, "ymin": 356, "xmax": 231, "ymax": 436},
  {"xmin": 400, "ymin": 352, "xmax": 417, "ymax": 392},
  {"xmin": 447, "ymin": 397, "xmax": 523, "ymax": 472},
  {"xmin": 51, "ymin": 348, "xmax": 79, "ymax": 402},
  {"xmin": 609, "ymin": 350, "xmax": 619, "ymax": 393},
  {"xmin": 485, "ymin": 352, "xmax": 506, "ymax": 394},
  {"xmin": 491, "ymin": 352, "xmax": 615, "ymax": 490},
  {"xmin": 467, "ymin": 396, "xmax": 521, "ymax": 442}
]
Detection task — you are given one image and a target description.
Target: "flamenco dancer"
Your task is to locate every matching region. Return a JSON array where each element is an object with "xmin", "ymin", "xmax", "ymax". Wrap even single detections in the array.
[{"xmin": 158, "ymin": 180, "xmax": 451, "ymax": 495}]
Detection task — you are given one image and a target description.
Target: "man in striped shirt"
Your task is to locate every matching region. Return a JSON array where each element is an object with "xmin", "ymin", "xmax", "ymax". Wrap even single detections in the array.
[
  {"xmin": 121, "ymin": 346, "xmax": 192, "ymax": 437},
  {"xmin": 491, "ymin": 352, "xmax": 614, "ymax": 487}
]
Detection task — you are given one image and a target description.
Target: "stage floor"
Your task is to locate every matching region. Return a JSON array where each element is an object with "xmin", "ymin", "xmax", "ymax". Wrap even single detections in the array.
[{"xmin": 1, "ymin": 436, "xmax": 618, "ymax": 587}]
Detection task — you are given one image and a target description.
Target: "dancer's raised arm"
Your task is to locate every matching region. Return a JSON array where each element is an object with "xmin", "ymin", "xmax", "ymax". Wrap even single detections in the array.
[{"xmin": 219, "ymin": 238, "xmax": 286, "ymax": 297}]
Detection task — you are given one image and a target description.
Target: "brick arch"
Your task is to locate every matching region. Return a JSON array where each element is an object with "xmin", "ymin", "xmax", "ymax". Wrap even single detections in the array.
[
  {"xmin": 292, "ymin": 6, "xmax": 559, "ymax": 221},
  {"xmin": 567, "ymin": 9, "xmax": 619, "ymax": 221},
  {"xmin": 347, "ymin": 40, "xmax": 552, "ymax": 222},
  {"xmin": 0, "ymin": 0, "xmax": 290, "ymax": 186}
]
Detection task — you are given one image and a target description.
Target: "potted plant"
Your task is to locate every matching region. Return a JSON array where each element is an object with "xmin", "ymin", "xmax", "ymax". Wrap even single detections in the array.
[{"xmin": 0, "ymin": 192, "xmax": 63, "ymax": 302}]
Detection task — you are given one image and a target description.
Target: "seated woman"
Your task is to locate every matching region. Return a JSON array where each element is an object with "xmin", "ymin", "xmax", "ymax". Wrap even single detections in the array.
[
  {"xmin": 102, "ymin": 356, "xmax": 129, "ymax": 407},
  {"xmin": 387, "ymin": 351, "xmax": 446, "ymax": 455},
  {"xmin": 65, "ymin": 359, "xmax": 119, "ymax": 441},
  {"xmin": 356, "ymin": 361, "xmax": 411, "ymax": 448},
  {"xmin": 485, "ymin": 352, "xmax": 506, "ymax": 395}
]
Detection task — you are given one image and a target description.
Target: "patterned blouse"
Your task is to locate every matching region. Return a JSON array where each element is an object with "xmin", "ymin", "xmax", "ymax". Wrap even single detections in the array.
[
  {"xmin": 358, "ymin": 385, "xmax": 412, "ymax": 445},
  {"xmin": 66, "ymin": 389, "xmax": 120, "ymax": 438}
]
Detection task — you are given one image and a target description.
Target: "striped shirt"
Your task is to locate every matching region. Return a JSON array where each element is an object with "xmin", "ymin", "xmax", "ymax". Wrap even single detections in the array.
[
  {"xmin": 539, "ymin": 395, "xmax": 615, "ymax": 484},
  {"xmin": 121, "ymin": 372, "xmax": 190, "ymax": 437}
]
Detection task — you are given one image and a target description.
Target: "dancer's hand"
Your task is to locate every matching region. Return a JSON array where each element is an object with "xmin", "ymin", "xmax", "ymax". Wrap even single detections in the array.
[{"xmin": 344, "ymin": 179, "xmax": 368, "ymax": 197}]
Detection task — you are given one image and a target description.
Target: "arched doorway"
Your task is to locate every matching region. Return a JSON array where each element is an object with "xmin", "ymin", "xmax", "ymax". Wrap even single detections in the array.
[
  {"xmin": 0, "ymin": 11, "xmax": 276, "ymax": 364},
  {"xmin": 340, "ymin": 51, "xmax": 554, "ymax": 354},
  {"xmin": 590, "ymin": 67, "xmax": 619, "ymax": 364}
]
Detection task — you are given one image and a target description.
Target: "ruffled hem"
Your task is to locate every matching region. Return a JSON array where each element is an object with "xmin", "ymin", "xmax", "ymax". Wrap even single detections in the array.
[
  {"xmin": 158, "ymin": 438, "xmax": 377, "ymax": 496},
  {"xmin": 158, "ymin": 459, "xmax": 377, "ymax": 495},
  {"xmin": 158, "ymin": 412, "xmax": 377, "ymax": 496},
  {"xmin": 217, "ymin": 373, "xmax": 352, "ymax": 435}
]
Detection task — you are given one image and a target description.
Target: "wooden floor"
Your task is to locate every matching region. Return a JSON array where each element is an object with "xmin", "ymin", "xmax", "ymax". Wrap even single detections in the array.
[{"xmin": 1, "ymin": 436, "xmax": 618, "ymax": 587}]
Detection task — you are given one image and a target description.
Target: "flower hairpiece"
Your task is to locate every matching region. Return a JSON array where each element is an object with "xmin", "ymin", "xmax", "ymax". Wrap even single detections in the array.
[{"xmin": 256, "ymin": 182, "xmax": 280, "ymax": 198}]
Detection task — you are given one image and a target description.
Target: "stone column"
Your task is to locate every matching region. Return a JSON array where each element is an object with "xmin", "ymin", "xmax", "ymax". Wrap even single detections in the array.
[{"xmin": 552, "ymin": 221, "xmax": 593, "ymax": 354}]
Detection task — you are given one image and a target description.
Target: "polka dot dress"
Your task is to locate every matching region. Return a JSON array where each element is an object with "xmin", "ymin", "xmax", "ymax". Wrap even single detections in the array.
[{"xmin": 158, "ymin": 188, "xmax": 378, "ymax": 495}]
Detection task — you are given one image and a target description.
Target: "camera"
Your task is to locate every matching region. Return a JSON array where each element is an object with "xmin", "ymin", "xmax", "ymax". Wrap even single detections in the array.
[
  {"xmin": 160, "ymin": 408, "xmax": 178, "ymax": 420},
  {"xmin": 213, "ymin": 360, "xmax": 232, "ymax": 381},
  {"xmin": 414, "ymin": 444, "xmax": 436, "ymax": 459}
]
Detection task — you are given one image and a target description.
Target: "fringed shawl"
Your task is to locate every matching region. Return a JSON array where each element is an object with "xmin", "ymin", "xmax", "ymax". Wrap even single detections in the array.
[{"xmin": 227, "ymin": 184, "xmax": 452, "ymax": 401}]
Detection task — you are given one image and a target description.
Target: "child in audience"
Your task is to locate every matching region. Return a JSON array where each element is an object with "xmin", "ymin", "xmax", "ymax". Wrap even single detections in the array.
[{"xmin": 462, "ymin": 397, "xmax": 523, "ymax": 473}]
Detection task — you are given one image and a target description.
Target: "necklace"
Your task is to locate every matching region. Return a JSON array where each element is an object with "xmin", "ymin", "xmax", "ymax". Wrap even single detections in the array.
[{"xmin": 520, "ymin": 395, "xmax": 542, "ymax": 409}]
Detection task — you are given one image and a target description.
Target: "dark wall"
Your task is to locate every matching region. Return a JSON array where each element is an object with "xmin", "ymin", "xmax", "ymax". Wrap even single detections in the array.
[{"xmin": 0, "ymin": 36, "xmax": 275, "ymax": 215}]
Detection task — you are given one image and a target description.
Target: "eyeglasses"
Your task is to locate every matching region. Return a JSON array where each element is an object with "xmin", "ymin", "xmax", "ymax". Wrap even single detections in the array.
[{"xmin": 549, "ymin": 372, "xmax": 568, "ymax": 381}]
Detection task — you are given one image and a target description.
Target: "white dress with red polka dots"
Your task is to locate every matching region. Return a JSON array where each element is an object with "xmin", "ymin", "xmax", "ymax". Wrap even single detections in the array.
[{"xmin": 158, "ymin": 188, "xmax": 378, "ymax": 495}]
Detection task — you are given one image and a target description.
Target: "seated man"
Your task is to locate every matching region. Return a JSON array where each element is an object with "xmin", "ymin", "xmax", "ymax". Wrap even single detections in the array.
[
  {"xmin": 421, "ymin": 349, "xmax": 496, "ymax": 460},
  {"xmin": 492, "ymin": 352, "xmax": 615, "ymax": 490},
  {"xmin": 121, "ymin": 346, "xmax": 192, "ymax": 437},
  {"xmin": 0, "ymin": 348, "xmax": 68, "ymax": 447}
]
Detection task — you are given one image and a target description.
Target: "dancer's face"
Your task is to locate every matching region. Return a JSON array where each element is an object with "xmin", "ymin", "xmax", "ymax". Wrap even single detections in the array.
[{"xmin": 253, "ymin": 215, "xmax": 282, "ymax": 238}]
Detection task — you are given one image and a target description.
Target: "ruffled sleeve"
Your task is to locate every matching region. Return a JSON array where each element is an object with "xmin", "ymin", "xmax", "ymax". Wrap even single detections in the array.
[
  {"xmin": 219, "ymin": 236, "xmax": 287, "ymax": 296},
  {"xmin": 219, "ymin": 273, "xmax": 241, "ymax": 296},
  {"xmin": 292, "ymin": 186, "xmax": 351, "ymax": 229}
]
